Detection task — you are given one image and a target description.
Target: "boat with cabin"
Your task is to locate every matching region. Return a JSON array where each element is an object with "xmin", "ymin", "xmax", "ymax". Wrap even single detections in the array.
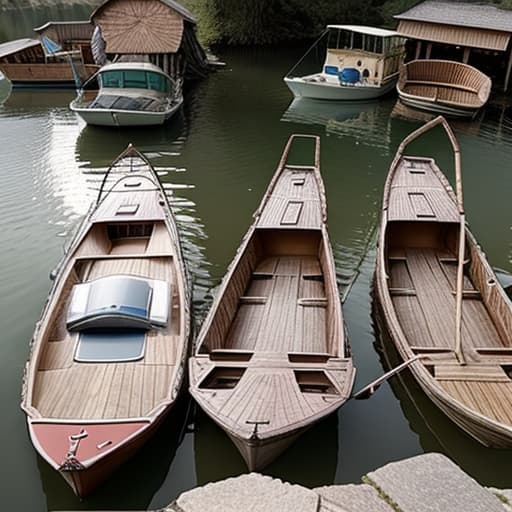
[
  {"xmin": 397, "ymin": 59, "xmax": 491, "ymax": 117},
  {"xmin": 0, "ymin": 21, "xmax": 98, "ymax": 88},
  {"xmin": 374, "ymin": 116, "xmax": 512, "ymax": 448},
  {"xmin": 21, "ymin": 145, "xmax": 190, "ymax": 496},
  {"xmin": 284, "ymin": 25, "xmax": 405, "ymax": 101},
  {"xmin": 189, "ymin": 134, "xmax": 355, "ymax": 470},
  {"xmin": 70, "ymin": 62, "xmax": 183, "ymax": 126}
]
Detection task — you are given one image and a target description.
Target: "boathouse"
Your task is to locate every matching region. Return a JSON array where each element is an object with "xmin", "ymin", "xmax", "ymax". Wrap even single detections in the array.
[
  {"xmin": 90, "ymin": 0, "xmax": 209, "ymax": 80},
  {"xmin": 395, "ymin": 0, "xmax": 512, "ymax": 90}
]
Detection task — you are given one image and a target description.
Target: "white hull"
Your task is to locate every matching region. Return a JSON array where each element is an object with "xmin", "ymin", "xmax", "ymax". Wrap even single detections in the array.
[
  {"xmin": 284, "ymin": 76, "xmax": 397, "ymax": 101},
  {"xmin": 71, "ymin": 99, "xmax": 183, "ymax": 127},
  {"xmin": 397, "ymin": 95, "xmax": 477, "ymax": 118}
]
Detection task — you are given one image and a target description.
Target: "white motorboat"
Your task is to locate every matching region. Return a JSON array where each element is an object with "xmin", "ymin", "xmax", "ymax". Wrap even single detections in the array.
[
  {"xmin": 284, "ymin": 25, "xmax": 405, "ymax": 101},
  {"xmin": 70, "ymin": 62, "xmax": 182, "ymax": 127}
]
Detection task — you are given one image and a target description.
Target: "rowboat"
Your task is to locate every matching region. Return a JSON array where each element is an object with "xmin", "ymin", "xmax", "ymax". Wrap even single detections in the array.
[
  {"xmin": 21, "ymin": 145, "xmax": 190, "ymax": 496},
  {"xmin": 284, "ymin": 25, "xmax": 405, "ymax": 101},
  {"xmin": 70, "ymin": 62, "xmax": 183, "ymax": 127},
  {"xmin": 189, "ymin": 134, "xmax": 355, "ymax": 470},
  {"xmin": 397, "ymin": 60, "xmax": 491, "ymax": 118},
  {"xmin": 374, "ymin": 116, "xmax": 512, "ymax": 447}
]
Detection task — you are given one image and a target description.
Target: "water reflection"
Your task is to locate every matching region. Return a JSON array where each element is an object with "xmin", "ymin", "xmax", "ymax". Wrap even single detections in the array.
[
  {"xmin": 0, "ymin": 73, "xmax": 12, "ymax": 104},
  {"xmin": 281, "ymin": 97, "xmax": 394, "ymax": 151}
]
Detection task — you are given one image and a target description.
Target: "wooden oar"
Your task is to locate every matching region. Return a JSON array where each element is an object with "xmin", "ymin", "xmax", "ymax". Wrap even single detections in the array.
[{"xmin": 352, "ymin": 354, "xmax": 426, "ymax": 400}]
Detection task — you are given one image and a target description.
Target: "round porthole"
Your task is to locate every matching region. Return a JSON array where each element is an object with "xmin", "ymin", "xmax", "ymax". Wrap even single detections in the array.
[{"xmin": 357, "ymin": 60, "xmax": 362, "ymax": 67}]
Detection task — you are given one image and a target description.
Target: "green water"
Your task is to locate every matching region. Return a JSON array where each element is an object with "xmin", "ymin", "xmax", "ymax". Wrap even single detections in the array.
[{"xmin": 1, "ymin": 8, "xmax": 512, "ymax": 511}]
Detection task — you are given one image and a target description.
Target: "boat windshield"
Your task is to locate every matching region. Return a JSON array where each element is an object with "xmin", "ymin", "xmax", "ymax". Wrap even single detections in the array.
[
  {"xmin": 100, "ymin": 69, "xmax": 172, "ymax": 93},
  {"xmin": 327, "ymin": 29, "xmax": 404, "ymax": 55}
]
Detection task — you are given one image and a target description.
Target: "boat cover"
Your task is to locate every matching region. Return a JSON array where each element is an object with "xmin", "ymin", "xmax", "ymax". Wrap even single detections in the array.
[{"xmin": 67, "ymin": 275, "xmax": 171, "ymax": 330}]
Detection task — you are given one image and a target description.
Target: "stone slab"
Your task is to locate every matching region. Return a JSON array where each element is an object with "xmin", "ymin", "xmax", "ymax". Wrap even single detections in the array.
[
  {"xmin": 366, "ymin": 453, "xmax": 505, "ymax": 512},
  {"xmin": 315, "ymin": 483, "xmax": 393, "ymax": 512},
  {"xmin": 487, "ymin": 488, "xmax": 512, "ymax": 511},
  {"xmin": 174, "ymin": 473, "xmax": 319, "ymax": 512}
]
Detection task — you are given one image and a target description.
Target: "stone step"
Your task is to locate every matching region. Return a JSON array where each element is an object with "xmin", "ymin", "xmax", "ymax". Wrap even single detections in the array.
[{"xmin": 366, "ymin": 452, "xmax": 505, "ymax": 512}]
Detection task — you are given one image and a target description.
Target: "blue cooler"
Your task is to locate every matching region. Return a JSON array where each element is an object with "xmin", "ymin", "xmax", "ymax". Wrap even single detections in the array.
[{"xmin": 339, "ymin": 67, "xmax": 360, "ymax": 84}]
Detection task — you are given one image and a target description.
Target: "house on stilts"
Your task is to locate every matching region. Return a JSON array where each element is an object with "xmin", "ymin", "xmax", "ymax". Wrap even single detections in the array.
[
  {"xmin": 395, "ymin": 0, "xmax": 512, "ymax": 91},
  {"xmin": 90, "ymin": 0, "xmax": 210, "ymax": 81}
]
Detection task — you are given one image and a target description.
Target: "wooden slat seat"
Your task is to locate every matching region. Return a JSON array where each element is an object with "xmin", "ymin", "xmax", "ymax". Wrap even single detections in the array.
[
  {"xmin": 398, "ymin": 60, "xmax": 491, "ymax": 109},
  {"xmin": 435, "ymin": 364, "xmax": 510, "ymax": 382}
]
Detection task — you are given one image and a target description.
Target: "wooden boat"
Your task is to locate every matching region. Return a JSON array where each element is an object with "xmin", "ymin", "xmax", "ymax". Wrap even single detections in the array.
[
  {"xmin": 70, "ymin": 62, "xmax": 183, "ymax": 127},
  {"xmin": 397, "ymin": 60, "xmax": 491, "ymax": 118},
  {"xmin": 374, "ymin": 116, "xmax": 512, "ymax": 448},
  {"xmin": 189, "ymin": 134, "xmax": 355, "ymax": 470},
  {"xmin": 0, "ymin": 22, "xmax": 98, "ymax": 88},
  {"xmin": 21, "ymin": 145, "xmax": 190, "ymax": 497},
  {"xmin": 284, "ymin": 25, "xmax": 405, "ymax": 101}
]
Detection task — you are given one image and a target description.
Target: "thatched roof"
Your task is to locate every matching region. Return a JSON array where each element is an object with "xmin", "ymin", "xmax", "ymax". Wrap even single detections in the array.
[
  {"xmin": 395, "ymin": 0, "xmax": 512, "ymax": 32},
  {"xmin": 91, "ymin": 0, "xmax": 196, "ymax": 54}
]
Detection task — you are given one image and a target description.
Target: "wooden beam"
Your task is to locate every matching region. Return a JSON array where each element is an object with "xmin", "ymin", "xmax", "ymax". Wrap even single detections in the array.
[
  {"xmin": 415, "ymin": 41, "xmax": 422, "ymax": 60},
  {"xmin": 463, "ymin": 47, "xmax": 470, "ymax": 64},
  {"xmin": 426, "ymin": 43, "xmax": 432, "ymax": 59},
  {"xmin": 505, "ymin": 46, "xmax": 512, "ymax": 92}
]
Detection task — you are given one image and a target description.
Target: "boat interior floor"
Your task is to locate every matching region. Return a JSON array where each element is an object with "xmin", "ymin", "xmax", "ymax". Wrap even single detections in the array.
[
  {"xmin": 389, "ymin": 247, "xmax": 505, "ymax": 356},
  {"xmin": 226, "ymin": 255, "xmax": 328, "ymax": 354},
  {"xmin": 32, "ymin": 255, "xmax": 180, "ymax": 420},
  {"xmin": 389, "ymin": 247, "xmax": 512, "ymax": 425},
  {"xmin": 401, "ymin": 84, "xmax": 481, "ymax": 107}
]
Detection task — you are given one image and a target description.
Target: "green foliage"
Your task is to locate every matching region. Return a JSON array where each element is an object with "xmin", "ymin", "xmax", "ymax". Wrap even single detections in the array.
[
  {"xmin": 182, "ymin": 0, "xmax": 384, "ymax": 46},
  {"xmin": 380, "ymin": 0, "xmax": 417, "ymax": 27}
]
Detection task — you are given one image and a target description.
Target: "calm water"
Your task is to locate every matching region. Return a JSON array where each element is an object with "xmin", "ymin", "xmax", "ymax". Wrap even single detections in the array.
[{"xmin": 1, "ymin": 8, "xmax": 512, "ymax": 510}]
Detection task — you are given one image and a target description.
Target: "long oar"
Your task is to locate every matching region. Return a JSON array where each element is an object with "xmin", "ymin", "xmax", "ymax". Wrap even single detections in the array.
[{"xmin": 351, "ymin": 354, "xmax": 425, "ymax": 400}]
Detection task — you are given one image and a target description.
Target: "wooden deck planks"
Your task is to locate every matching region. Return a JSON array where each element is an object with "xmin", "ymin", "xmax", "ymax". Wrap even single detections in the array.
[
  {"xmin": 219, "ymin": 370, "xmax": 315, "ymax": 430},
  {"xmin": 391, "ymin": 248, "xmax": 505, "ymax": 353},
  {"xmin": 257, "ymin": 169, "xmax": 322, "ymax": 229},
  {"xmin": 226, "ymin": 256, "xmax": 327, "ymax": 354},
  {"xmin": 439, "ymin": 380, "xmax": 512, "ymax": 426}
]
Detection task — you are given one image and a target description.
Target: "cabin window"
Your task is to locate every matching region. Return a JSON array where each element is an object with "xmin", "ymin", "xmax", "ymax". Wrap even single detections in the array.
[
  {"xmin": 123, "ymin": 70, "xmax": 147, "ymax": 88},
  {"xmin": 102, "ymin": 70, "xmax": 123, "ymax": 88},
  {"xmin": 147, "ymin": 72, "xmax": 171, "ymax": 93},
  {"xmin": 100, "ymin": 70, "xmax": 171, "ymax": 93},
  {"xmin": 352, "ymin": 32, "xmax": 363, "ymax": 50}
]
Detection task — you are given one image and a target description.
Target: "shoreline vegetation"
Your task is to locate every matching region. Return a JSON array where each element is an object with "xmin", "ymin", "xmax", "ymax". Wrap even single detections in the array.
[{"xmin": 1, "ymin": 0, "xmax": 512, "ymax": 47}]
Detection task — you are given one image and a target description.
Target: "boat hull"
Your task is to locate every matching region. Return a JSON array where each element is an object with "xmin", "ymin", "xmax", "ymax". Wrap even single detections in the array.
[
  {"xmin": 229, "ymin": 429, "xmax": 304, "ymax": 470},
  {"xmin": 284, "ymin": 76, "xmax": 397, "ymax": 101},
  {"xmin": 71, "ymin": 100, "xmax": 182, "ymax": 127},
  {"xmin": 30, "ymin": 416, "xmax": 166, "ymax": 497},
  {"xmin": 374, "ymin": 237, "xmax": 512, "ymax": 448},
  {"xmin": 0, "ymin": 63, "xmax": 98, "ymax": 89},
  {"xmin": 397, "ymin": 95, "xmax": 478, "ymax": 118}
]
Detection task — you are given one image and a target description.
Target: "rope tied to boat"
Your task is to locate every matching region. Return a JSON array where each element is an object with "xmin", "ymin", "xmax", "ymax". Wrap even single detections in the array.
[{"xmin": 59, "ymin": 428, "xmax": 88, "ymax": 471}]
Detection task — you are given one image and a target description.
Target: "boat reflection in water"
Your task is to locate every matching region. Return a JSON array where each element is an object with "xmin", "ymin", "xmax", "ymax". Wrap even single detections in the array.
[
  {"xmin": 373, "ymin": 300, "xmax": 512, "ymax": 488},
  {"xmin": 281, "ymin": 97, "xmax": 394, "ymax": 150},
  {"xmin": 0, "ymin": 72, "xmax": 12, "ymax": 103},
  {"xmin": 193, "ymin": 405, "xmax": 339, "ymax": 488}
]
